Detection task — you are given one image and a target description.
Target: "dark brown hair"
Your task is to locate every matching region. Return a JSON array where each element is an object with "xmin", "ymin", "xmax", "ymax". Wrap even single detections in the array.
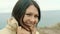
[{"xmin": 12, "ymin": 0, "xmax": 41, "ymax": 26}]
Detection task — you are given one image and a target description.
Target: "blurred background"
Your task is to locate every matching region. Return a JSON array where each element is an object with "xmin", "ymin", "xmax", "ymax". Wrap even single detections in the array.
[{"xmin": 0, "ymin": 0, "xmax": 60, "ymax": 30}]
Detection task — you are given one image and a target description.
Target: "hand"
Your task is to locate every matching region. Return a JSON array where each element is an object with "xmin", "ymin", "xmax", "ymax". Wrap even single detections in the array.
[{"xmin": 29, "ymin": 26, "xmax": 37, "ymax": 34}]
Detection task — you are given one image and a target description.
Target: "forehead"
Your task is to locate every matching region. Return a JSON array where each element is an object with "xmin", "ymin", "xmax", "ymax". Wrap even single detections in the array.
[{"xmin": 26, "ymin": 5, "xmax": 38, "ymax": 15}]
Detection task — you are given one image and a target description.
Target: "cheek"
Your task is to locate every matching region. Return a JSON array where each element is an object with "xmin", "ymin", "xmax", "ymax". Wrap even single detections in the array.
[
  {"xmin": 23, "ymin": 16, "xmax": 28, "ymax": 23},
  {"xmin": 36, "ymin": 19, "xmax": 38, "ymax": 23},
  {"xmin": 23, "ymin": 15, "xmax": 39, "ymax": 25}
]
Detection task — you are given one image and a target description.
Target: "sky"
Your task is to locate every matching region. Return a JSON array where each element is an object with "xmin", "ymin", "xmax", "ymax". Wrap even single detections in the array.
[{"xmin": 0, "ymin": 0, "xmax": 60, "ymax": 13}]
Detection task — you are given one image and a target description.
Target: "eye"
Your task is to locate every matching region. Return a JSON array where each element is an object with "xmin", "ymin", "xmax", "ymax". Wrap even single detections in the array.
[
  {"xmin": 34, "ymin": 15, "xmax": 39, "ymax": 18},
  {"xmin": 25, "ymin": 13, "xmax": 32, "ymax": 16}
]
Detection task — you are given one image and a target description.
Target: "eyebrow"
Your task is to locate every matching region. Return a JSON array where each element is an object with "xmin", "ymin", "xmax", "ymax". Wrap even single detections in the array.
[{"xmin": 26, "ymin": 12, "xmax": 39, "ymax": 15}]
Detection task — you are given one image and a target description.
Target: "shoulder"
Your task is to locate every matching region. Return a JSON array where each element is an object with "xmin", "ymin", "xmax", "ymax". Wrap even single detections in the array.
[
  {"xmin": 0, "ymin": 17, "xmax": 18, "ymax": 34},
  {"xmin": 0, "ymin": 26, "xmax": 16, "ymax": 34},
  {"xmin": 0, "ymin": 27, "xmax": 11, "ymax": 34}
]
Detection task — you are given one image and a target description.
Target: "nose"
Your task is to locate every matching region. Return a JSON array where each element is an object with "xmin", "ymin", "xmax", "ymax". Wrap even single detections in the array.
[{"xmin": 29, "ymin": 17, "xmax": 36, "ymax": 24}]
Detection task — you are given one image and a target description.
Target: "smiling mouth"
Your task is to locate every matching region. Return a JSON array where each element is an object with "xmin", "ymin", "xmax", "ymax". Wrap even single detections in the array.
[{"xmin": 25, "ymin": 22, "xmax": 36, "ymax": 26}]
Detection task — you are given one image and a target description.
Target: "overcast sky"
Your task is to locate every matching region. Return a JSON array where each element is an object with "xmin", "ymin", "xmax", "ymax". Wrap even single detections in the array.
[{"xmin": 0, "ymin": 0, "xmax": 60, "ymax": 13}]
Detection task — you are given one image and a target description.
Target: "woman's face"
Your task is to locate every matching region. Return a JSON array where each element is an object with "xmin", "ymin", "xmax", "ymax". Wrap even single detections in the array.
[{"xmin": 23, "ymin": 5, "xmax": 39, "ymax": 27}]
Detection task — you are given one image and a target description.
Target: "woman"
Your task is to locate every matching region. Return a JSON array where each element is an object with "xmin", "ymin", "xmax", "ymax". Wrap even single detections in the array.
[{"xmin": 0, "ymin": 0, "xmax": 41, "ymax": 34}]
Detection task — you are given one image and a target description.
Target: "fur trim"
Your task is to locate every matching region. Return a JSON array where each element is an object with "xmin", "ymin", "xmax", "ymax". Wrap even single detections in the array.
[{"xmin": 6, "ymin": 17, "xmax": 18, "ymax": 31}]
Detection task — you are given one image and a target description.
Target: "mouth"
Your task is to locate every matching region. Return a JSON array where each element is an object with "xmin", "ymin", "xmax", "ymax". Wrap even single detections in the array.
[{"xmin": 25, "ymin": 22, "xmax": 36, "ymax": 27}]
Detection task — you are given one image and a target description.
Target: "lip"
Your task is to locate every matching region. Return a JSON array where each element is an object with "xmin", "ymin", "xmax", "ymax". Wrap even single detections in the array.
[
  {"xmin": 24, "ymin": 21, "xmax": 36, "ymax": 27},
  {"xmin": 27, "ymin": 21, "xmax": 35, "ymax": 24},
  {"xmin": 25, "ymin": 22, "xmax": 35, "ymax": 26}
]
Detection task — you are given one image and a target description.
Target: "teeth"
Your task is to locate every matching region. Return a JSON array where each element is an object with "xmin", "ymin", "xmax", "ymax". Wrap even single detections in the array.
[{"xmin": 25, "ymin": 21, "xmax": 35, "ymax": 27}]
